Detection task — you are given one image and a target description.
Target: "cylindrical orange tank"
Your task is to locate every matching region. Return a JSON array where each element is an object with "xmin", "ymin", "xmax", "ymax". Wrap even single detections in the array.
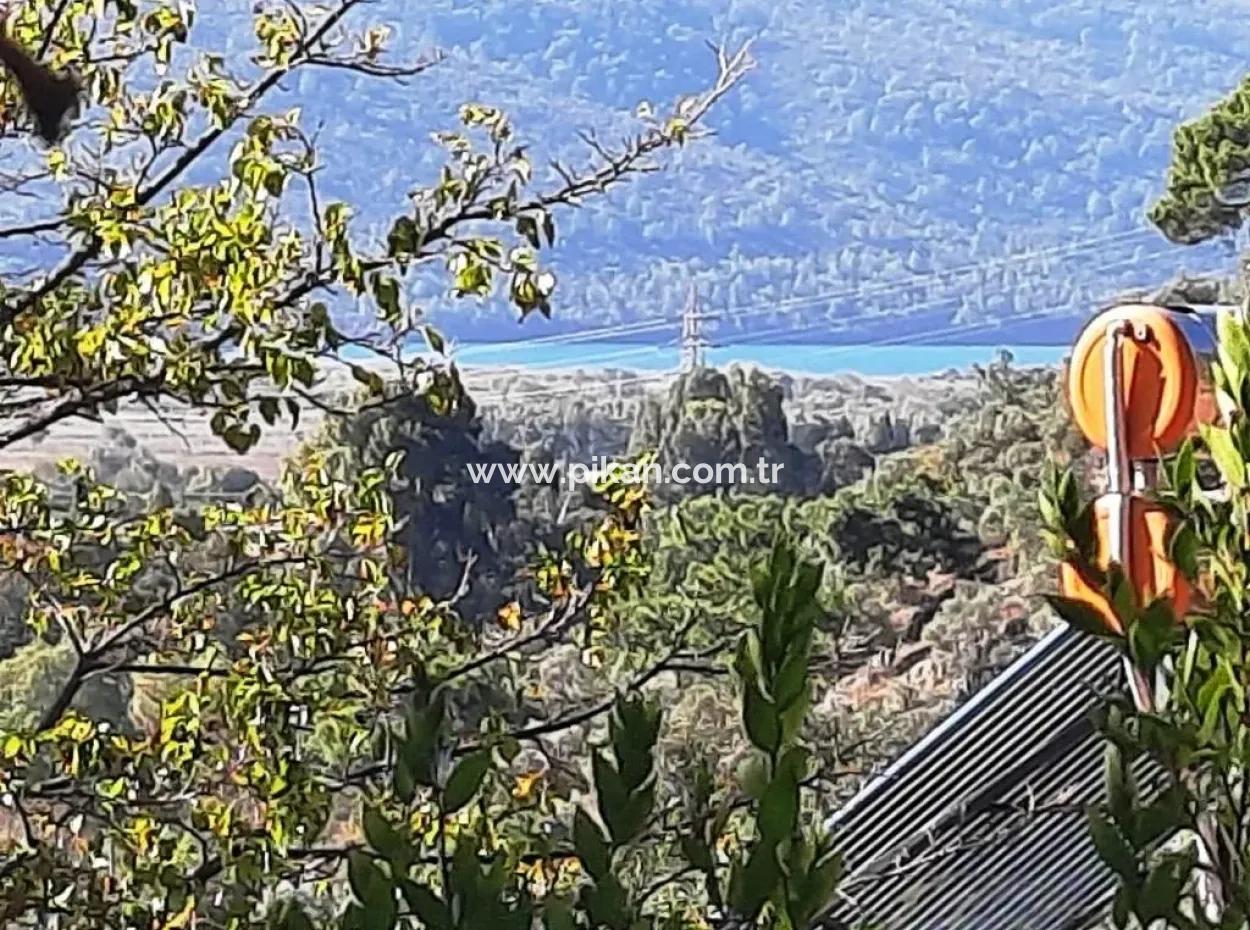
[
  {"xmin": 1059, "ymin": 302, "xmax": 1222, "ymax": 632},
  {"xmin": 1065, "ymin": 303, "xmax": 1223, "ymax": 458},
  {"xmin": 1058, "ymin": 494, "xmax": 1193, "ymax": 634}
]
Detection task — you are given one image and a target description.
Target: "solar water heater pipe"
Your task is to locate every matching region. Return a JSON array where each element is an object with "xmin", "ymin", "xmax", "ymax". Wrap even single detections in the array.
[{"xmin": 1102, "ymin": 319, "xmax": 1154, "ymax": 713}]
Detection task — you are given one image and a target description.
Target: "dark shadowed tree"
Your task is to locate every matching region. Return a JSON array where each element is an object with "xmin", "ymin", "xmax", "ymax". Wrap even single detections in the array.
[{"xmin": 630, "ymin": 365, "xmax": 816, "ymax": 499}]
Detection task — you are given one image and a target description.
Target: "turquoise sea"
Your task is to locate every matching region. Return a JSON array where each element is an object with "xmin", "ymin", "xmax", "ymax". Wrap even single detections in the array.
[{"xmin": 443, "ymin": 342, "xmax": 1069, "ymax": 377}]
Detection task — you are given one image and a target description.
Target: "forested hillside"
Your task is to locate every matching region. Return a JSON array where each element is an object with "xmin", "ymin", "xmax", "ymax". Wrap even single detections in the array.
[{"xmin": 117, "ymin": 0, "xmax": 1246, "ymax": 345}]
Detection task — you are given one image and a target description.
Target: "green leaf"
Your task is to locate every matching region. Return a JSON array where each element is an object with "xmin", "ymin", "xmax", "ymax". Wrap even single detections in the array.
[
  {"xmin": 1068, "ymin": 500, "xmax": 1099, "ymax": 560},
  {"xmin": 450, "ymin": 833, "xmax": 481, "ymax": 898},
  {"xmin": 394, "ymin": 758, "xmax": 416, "ymax": 803},
  {"xmin": 270, "ymin": 900, "xmax": 314, "ymax": 930},
  {"xmin": 757, "ymin": 748, "xmax": 806, "ymax": 842},
  {"xmin": 1059, "ymin": 468, "xmax": 1080, "ymax": 518},
  {"xmin": 347, "ymin": 853, "xmax": 397, "ymax": 930},
  {"xmin": 681, "ymin": 833, "xmax": 714, "ymax": 871},
  {"xmin": 614, "ymin": 780, "xmax": 656, "ymax": 845},
  {"xmin": 1217, "ymin": 309, "xmax": 1250, "ymax": 398},
  {"xmin": 1201, "ymin": 424, "xmax": 1245, "ymax": 489},
  {"xmin": 573, "ymin": 807, "xmax": 612, "ymax": 880},
  {"xmin": 388, "ymin": 216, "xmax": 421, "ymax": 257},
  {"xmin": 742, "ymin": 680, "xmax": 780, "ymax": 753},
  {"xmin": 1109, "ymin": 567, "xmax": 1138, "ymax": 629},
  {"xmin": 1129, "ymin": 599, "xmax": 1179, "ymax": 670},
  {"xmin": 1173, "ymin": 440, "xmax": 1197, "ymax": 496},
  {"xmin": 793, "ymin": 851, "xmax": 844, "ymax": 925},
  {"xmin": 350, "ymin": 363, "xmax": 386, "ymax": 397},
  {"xmin": 1170, "ymin": 522, "xmax": 1200, "ymax": 578},
  {"xmin": 1197, "ymin": 656, "xmax": 1242, "ymax": 742},
  {"xmin": 1044, "ymin": 595, "xmax": 1118, "ymax": 640},
  {"xmin": 1132, "ymin": 784, "xmax": 1186, "ymax": 847},
  {"xmin": 398, "ymin": 879, "xmax": 451, "ymax": 930},
  {"xmin": 402, "ymin": 692, "xmax": 445, "ymax": 788},
  {"xmin": 222, "ymin": 424, "xmax": 259, "ymax": 453},
  {"xmin": 1089, "ymin": 810, "xmax": 1138, "ymax": 881},
  {"xmin": 1038, "ymin": 487, "xmax": 1061, "ymax": 532},
  {"xmin": 583, "ymin": 873, "xmax": 631, "ymax": 930},
  {"xmin": 1139, "ymin": 856, "xmax": 1188, "ymax": 922},
  {"xmin": 735, "ymin": 631, "xmax": 765, "ymax": 686},
  {"xmin": 773, "ymin": 651, "xmax": 809, "ymax": 711},
  {"xmin": 373, "ymin": 275, "xmax": 402, "ymax": 324},
  {"xmin": 1111, "ymin": 885, "xmax": 1132, "ymax": 930},
  {"xmin": 750, "ymin": 565, "xmax": 772, "ymax": 617},
  {"xmin": 1104, "ymin": 743, "xmax": 1135, "ymax": 830},
  {"xmin": 610, "ymin": 695, "xmax": 660, "ymax": 791},
  {"xmin": 778, "ymin": 684, "xmax": 812, "ymax": 746},
  {"xmin": 424, "ymin": 326, "xmax": 446, "ymax": 355},
  {"xmin": 442, "ymin": 749, "xmax": 491, "ymax": 814},
  {"xmin": 758, "ymin": 776, "xmax": 799, "ymax": 843},
  {"xmin": 592, "ymin": 751, "xmax": 630, "ymax": 842},
  {"xmin": 363, "ymin": 808, "xmax": 411, "ymax": 868},
  {"xmin": 348, "ymin": 850, "xmax": 388, "ymax": 900},
  {"xmin": 516, "ymin": 215, "xmax": 541, "ymax": 248},
  {"xmin": 543, "ymin": 898, "xmax": 577, "ymax": 930},
  {"xmin": 728, "ymin": 841, "xmax": 781, "ymax": 918}
]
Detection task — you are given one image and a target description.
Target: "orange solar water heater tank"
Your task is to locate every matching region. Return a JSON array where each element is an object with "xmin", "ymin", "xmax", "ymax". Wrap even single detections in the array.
[
  {"xmin": 1056, "ymin": 497, "xmax": 1191, "ymax": 634},
  {"xmin": 1066, "ymin": 303, "xmax": 1218, "ymax": 459},
  {"xmin": 1059, "ymin": 303, "xmax": 1220, "ymax": 632}
]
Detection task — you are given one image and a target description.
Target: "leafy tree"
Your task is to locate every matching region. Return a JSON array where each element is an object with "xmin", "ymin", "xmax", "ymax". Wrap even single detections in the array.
[
  {"xmin": 349, "ymin": 541, "xmax": 842, "ymax": 930},
  {"xmin": 630, "ymin": 365, "xmax": 1073, "ymax": 816},
  {"xmin": 1151, "ymin": 72, "xmax": 1250, "ymax": 245},
  {"xmin": 307, "ymin": 369, "xmax": 531, "ymax": 623},
  {"xmin": 0, "ymin": 1, "xmax": 755, "ymax": 926}
]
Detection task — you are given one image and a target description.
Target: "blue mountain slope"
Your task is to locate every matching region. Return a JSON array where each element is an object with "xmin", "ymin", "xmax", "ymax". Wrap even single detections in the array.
[{"xmin": 13, "ymin": 0, "xmax": 1250, "ymax": 345}]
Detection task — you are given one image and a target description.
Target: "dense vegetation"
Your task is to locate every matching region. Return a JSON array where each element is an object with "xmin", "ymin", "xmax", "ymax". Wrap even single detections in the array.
[
  {"xmin": 16, "ymin": 0, "xmax": 1232, "ymax": 347},
  {"xmin": 0, "ymin": 319, "xmax": 1084, "ymax": 926},
  {"xmin": 10, "ymin": 0, "xmax": 1250, "ymax": 926},
  {"xmin": 0, "ymin": 2, "xmax": 839, "ymax": 927}
]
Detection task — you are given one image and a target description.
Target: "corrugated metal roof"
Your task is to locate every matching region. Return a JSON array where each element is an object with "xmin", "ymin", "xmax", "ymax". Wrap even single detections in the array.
[{"xmin": 823, "ymin": 625, "xmax": 1161, "ymax": 930}]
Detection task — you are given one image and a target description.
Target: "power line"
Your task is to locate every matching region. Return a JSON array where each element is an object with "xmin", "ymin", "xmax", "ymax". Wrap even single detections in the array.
[
  {"xmin": 467, "ymin": 245, "xmax": 1170, "ymax": 402},
  {"xmin": 705, "ymin": 228, "xmax": 1157, "ymax": 325},
  {"xmin": 713, "ymin": 246, "xmax": 1176, "ymax": 354},
  {"xmin": 448, "ymin": 226, "xmax": 1159, "ymax": 359},
  {"xmin": 452, "ymin": 315, "xmax": 679, "ymax": 356},
  {"xmin": 680, "ymin": 286, "xmax": 710, "ymax": 372},
  {"xmin": 476, "ymin": 308, "xmax": 1053, "ymax": 406},
  {"xmin": 460, "ymin": 338, "xmax": 679, "ymax": 375}
]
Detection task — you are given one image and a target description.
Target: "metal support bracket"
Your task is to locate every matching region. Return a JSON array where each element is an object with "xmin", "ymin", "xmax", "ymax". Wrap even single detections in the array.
[{"xmin": 1103, "ymin": 320, "xmax": 1155, "ymax": 713}]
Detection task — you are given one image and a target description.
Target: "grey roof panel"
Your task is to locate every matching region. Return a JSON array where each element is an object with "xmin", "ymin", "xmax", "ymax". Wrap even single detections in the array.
[{"xmin": 824, "ymin": 626, "xmax": 1161, "ymax": 930}]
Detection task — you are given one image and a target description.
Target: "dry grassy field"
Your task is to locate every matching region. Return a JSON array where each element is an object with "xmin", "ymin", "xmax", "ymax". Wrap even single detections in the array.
[{"xmin": 0, "ymin": 359, "xmax": 1002, "ymax": 479}]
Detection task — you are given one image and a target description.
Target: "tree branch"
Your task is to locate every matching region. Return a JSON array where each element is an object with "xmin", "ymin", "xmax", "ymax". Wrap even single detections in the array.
[{"xmin": 0, "ymin": 0, "xmax": 376, "ymax": 330}]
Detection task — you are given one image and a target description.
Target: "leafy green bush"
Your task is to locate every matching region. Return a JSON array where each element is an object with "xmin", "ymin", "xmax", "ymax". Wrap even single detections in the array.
[{"xmin": 338, "ymin": 542, "xmax": 842, "ymax": 930}]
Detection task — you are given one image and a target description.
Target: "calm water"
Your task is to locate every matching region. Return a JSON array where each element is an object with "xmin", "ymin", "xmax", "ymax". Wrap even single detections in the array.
[{"xmin": 443, "ymin": 342, "xmax": 1069, "ymax": 376}]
